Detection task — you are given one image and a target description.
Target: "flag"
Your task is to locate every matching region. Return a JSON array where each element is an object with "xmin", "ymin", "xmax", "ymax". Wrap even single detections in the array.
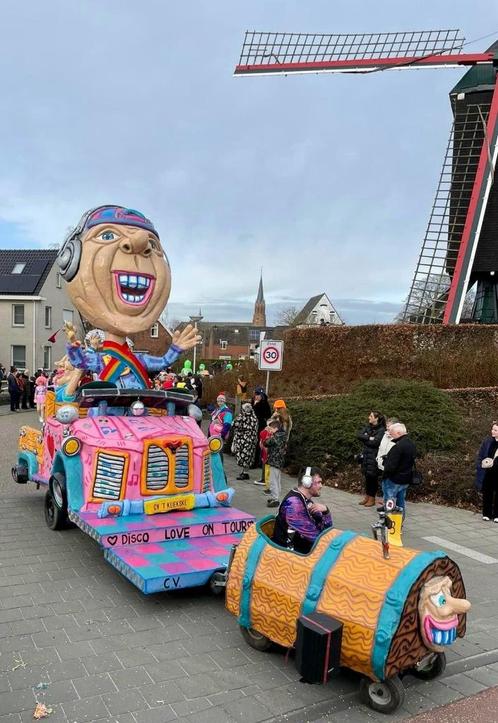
[{"xmin": 47, "ymin": 328, "xmax": 61, "ymax": 344}]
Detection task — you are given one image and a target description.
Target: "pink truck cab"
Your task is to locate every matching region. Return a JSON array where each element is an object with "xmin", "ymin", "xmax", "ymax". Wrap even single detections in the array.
[{"xmin": 13, "ymin": 386, "xmax": 254, "ymax": 593}]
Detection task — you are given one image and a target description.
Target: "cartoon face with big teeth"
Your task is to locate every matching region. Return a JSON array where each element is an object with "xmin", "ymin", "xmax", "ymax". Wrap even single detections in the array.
[
  {"xmin": 66, "ymin": 210, "xmax": 171, "ymax": 337},
  {"xmin": 418, "ymin": 575, "xmax": 471, "ymax": 651}
]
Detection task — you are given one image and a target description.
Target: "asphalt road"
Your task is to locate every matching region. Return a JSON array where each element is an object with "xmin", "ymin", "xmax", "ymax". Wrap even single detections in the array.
[{"xmin": 1, "ymin": 408, "xmax": 498, "ymax": 722}]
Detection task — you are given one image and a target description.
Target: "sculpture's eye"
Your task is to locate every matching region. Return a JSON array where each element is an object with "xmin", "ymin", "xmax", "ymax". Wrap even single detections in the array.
[
  {"xmin": 430, "ymin": 593, "xmax": 447, "ymax": 607},
  {"xmin": 98, "ymin": 230, "xmax": 118, "ymax": 242}
]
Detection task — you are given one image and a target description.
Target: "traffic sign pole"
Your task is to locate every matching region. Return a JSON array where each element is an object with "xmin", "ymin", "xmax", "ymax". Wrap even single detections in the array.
[{"xmin": 265, "ymin": 370, "xmax": 270, "ymax": 395}]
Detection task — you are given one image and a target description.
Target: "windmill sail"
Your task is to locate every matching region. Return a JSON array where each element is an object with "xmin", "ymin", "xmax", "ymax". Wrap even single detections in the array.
[{"xmin": 235, "ymin": 30, "xmax": 493, "ymax": 76}]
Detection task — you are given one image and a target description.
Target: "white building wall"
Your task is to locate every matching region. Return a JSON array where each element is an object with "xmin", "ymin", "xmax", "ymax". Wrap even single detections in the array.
[
  {"xmin": 36, "ymin": 265, "xmax": 84, "ymax": 371},
  {"xmin": 0, "ymin": 263, "xmax": 84, "ymax": 373}
]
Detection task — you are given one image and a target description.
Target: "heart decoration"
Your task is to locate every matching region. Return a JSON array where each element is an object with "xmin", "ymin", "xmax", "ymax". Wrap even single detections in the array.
[{"xmin": 107, "ymin": 535, "xmax": 118, "ymax": 546}]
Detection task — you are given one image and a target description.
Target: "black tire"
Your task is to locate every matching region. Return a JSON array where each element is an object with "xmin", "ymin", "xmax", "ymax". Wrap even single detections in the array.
[
  {"xmin": 49, "ymin": 474, "xmax": 67, "ymax": 510},
  {"xmin": 410, "ymin": 652, "xmax": 446, "ymax": 681},
  {"xmin": 44, "ymin": 490, "xmax": 66, "ymax": 531},
  {"xmin": 209, "ymin": 571, "xmax": 226, "ymax": 596},
  {"xmin": 359, "ymin": 675, "xmax": 405, "ymax": 714},
  {"xmin": 240, "ymin": 625, "xmax": 273, "ymax": 652},
  {"xmin": 11, "ymin": 464, "xmax": 28, "ymax": 484}
]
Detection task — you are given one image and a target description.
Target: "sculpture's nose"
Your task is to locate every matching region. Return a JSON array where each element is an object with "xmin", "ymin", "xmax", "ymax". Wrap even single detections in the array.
[
  {"xmin": 448, "ymin": 595, "xmax": 471, "ymax": 614},
  {"xmin": 119, "ymin": 228, "xmax": 152, "ymax": 257}
]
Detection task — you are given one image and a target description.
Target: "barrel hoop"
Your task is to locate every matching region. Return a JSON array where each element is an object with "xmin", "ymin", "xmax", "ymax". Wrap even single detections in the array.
[
  {"xmin": 301, "ymin": 530, "xmax": 358, "ymax": 616},
  {"xmin": 238, "ymin": 534, "xmax": 267, "ymax": 629},
  {"xmin": 372, "ymin": 549, "xmax": 447, "ymax": 680}
]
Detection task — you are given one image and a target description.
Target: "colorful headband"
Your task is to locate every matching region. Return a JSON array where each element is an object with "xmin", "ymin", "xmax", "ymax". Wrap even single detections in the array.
[{"xmin": 85, "ymin": 206, "xmax": 158, "ymax": 235}]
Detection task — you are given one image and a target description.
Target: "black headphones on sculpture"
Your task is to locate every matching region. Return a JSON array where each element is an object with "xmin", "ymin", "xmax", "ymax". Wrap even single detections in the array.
[
  {"xmin": 56, "ymin": 205, "xmax": 115, "ymax": 282},
  {"xmin": 301, "ymin": 466, "xmax": 313, "ymax": 489}
]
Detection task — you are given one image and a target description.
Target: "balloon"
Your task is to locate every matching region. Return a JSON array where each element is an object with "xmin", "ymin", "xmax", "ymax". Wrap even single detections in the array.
[
  {"xmin": 181, "ymin": 359, "xmax": 193, "ymax": 376},
  {"xmin": 198, "ymin": 363, "xmax": 206, "ymax": 371},
  {"xmin": 225, "ymin": 363, "xmax": 233, "ymax": 371},
  {"xmin": 187, "ymin": 404, "xmax": 203, "ymax": 422}
]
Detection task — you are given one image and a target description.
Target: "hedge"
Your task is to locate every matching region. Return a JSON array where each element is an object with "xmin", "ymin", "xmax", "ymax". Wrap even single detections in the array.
[{"xmin": 286, "ymin": 378, "xmax": 463, "ymax": 473}]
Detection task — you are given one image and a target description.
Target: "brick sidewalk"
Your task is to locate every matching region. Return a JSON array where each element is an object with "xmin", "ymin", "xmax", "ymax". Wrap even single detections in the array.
[{"xmin": 1, "ymin": 410, "xmax": 497, "ymax": 722}]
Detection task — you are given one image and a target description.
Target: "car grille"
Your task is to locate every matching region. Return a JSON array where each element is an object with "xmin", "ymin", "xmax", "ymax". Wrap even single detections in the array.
[
  {"xmin": 145, "ymin": 445, "xmax": 169, "ymax": 490},
  {"xmin": 202, "ymin": 451, "xmax": 211, "ymax": 492},
  {"xmin": 174, "ymin": 444, "xmax": 190, "ymax": 489},
  {"xmin": 92, "ymin": 452, "xmax": 127, "ymax": 500}
]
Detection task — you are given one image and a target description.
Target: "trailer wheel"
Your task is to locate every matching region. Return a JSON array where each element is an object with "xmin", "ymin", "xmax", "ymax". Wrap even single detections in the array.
[
  {"xmin": 209, "ymin": 571, "xmax": 226, "ymax": 596},
  {"xmin": 240, "ymin": 626, "xmax": 273, "ymax": 652},
  {"xmin": 11, "ymin": 464, "xmax": 28, "ymax": 484},
  {"xmin": 360, "ymin": 675, "xmax": 405, "ymax": 714},
  {"xmin": 410, "ymin": 652, "xmax": 446, "ymax": 680},
  {"xmin": 44, "ymin": 490, "xmax": 66, "ymax": 531}
]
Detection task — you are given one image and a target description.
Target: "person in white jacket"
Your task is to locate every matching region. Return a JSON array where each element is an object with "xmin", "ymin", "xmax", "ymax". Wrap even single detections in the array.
[{"xmin": 377, "ymin": 418, "xmax": 399, "ymax": 472}]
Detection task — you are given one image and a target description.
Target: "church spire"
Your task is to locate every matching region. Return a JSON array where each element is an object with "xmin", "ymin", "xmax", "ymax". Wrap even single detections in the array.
[{"xmin": 252, "ymin": 270, "xmax": 266, "ymax": 326}]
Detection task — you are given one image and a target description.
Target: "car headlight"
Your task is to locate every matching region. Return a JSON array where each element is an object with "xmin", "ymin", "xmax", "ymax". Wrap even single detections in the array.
[
  {"xmin": 62, "ymin": 436, "xmax": 81, "ymax": 457},
  {"xmin": 208, "ymin": 436, "xmax": 223, "ymax": 453}
]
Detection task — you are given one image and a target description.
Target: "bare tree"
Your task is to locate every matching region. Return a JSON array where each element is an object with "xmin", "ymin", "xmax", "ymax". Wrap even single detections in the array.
[
  {"xmin": 395, "ymin": 275, "xmax": 477, "ymax": 323},
  {"xmin": 276, "ymin": 305, "xmax": 300, "ymax": 326}
]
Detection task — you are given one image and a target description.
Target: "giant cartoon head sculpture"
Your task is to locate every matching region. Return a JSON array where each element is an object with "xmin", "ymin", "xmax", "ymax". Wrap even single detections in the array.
[
  {"xmin": 418, "ymin": 575, "xmax": 471, "ymax": 652},
  {"xmin": 57, "ymin": 206, "xmax": 171, "ymax": 336}
]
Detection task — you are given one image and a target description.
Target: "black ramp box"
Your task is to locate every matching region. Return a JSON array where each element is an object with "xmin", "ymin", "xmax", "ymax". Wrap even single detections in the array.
[{"xmin": 295, "ymin": 612, "xmax": 343, "ymax": 684}]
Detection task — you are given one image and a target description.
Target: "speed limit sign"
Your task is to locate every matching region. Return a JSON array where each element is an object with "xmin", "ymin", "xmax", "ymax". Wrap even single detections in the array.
[{"xmin": 258, "ymin": 339, "xmax": 284, "ymax": 371}]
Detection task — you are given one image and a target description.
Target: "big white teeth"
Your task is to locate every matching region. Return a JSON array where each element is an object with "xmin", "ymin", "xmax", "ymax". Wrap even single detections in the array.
[
  {"xmin": 118, "ymin": 273, "xmax": 151, "ymax": 291},
  {"xmin": 432, "ymin": 627, "xmax": 456, "ymax": 645},
  {"xmin": 122, "ymin": 293, "xmax": 145, "ymax": 303}
]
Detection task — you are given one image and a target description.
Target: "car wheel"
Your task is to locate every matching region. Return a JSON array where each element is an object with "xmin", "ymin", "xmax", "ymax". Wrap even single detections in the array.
[
  {"xmin": 209, "ymin": 571, "xmax": 226, "ymax": 596},
  {"xmin": 44, "ymin": 490, "xmax": 67, "ymax": 531},
  {"xmin": 240, "ymin": 625, "xmax": 273, "ymax": 652},
  {"xmin": 410, "ymin": 652, "xmax": 446, "ymax": 681},
  {"xmin": 359, "ymin": 675, "xmax": 405, "ymax": 714},
  {"xmin": 11, "ymin": 464, "xmax": 28, "ymax": 484}
]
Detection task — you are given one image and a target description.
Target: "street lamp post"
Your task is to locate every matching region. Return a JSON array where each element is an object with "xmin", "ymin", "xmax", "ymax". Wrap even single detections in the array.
[{"xmin": 189, "ymin": 311, "xmax": 203, "ymax": 374}]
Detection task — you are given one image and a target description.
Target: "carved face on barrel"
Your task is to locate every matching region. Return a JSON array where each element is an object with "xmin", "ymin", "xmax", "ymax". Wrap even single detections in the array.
[{"xmin": 418, "ymin": 575, "xmax": 471, "ymax": 652}]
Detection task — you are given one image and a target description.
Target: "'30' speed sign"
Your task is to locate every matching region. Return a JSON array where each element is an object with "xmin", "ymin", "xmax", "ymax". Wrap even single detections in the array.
[{"xmin": 258, "ymin": 339, "xmax": 284, "ymax": 371}]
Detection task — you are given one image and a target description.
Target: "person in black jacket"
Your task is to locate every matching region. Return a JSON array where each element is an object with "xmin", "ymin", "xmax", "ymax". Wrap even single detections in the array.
[
  {"xmin": 476, "ymin": 422, "xmax": 498, "ymax": 521},
  {"xmin": 7, "ymin": 366, "xmax": 20, "ymax": 412},
  {"xmin": 382, "ymin": 422, "xmax": 417, "ymax": 518},
  {"xmin": 252, "ymin": 386, "xmax": 272, "ymax": 483},
  {"xmin": 356, "ymin": 411, "xmax": 385, "ymax": 507}
]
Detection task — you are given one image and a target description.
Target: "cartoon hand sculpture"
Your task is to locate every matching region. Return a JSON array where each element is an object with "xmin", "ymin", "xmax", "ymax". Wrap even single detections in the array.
[
  {"xmin": 172, "ymin": 324, "xmax": 202, "ymax": 352},
  {"xmin": 63, "ymin": 321, "xmax": 81, "ymax": 347}
]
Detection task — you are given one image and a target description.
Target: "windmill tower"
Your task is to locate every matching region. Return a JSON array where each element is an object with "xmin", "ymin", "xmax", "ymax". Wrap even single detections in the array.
[{"xmin": 234, "ymin": 30, "xmax": 498, "ymax": 324}]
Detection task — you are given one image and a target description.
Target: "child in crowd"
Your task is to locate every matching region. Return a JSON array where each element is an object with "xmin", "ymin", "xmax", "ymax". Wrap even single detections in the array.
[
  {"xmin": 259, "ymin": 423, "xmax": 272, "ymax": 494},
  {"xmin": 34, "ymin": 373, "xmax": 48, "ymax": 423},
  {"xmin": 264, "ymin": 418, "xmax": 288, "ymax": 508}
]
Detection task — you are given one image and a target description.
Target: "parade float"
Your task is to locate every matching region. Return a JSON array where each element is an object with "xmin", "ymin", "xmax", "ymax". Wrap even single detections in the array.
[
  {"xmin": 12, "ymin": 205, "xmax": 253, "ymax": 593},
  {"xmin": 226, "ymin": 513, "xmax": 471, "ymax": 713}
]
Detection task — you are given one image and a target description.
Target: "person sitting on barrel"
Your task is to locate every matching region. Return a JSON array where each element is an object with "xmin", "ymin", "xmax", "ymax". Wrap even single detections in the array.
[{"xmin": 272, "ymin": 466, "xmax": 333, "ymax": 554}]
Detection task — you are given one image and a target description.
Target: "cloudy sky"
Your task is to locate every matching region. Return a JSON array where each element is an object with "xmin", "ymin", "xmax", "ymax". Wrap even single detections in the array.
[{"xmin": 0, "ymin": 1, "xmax": 496, "ymax": 324}]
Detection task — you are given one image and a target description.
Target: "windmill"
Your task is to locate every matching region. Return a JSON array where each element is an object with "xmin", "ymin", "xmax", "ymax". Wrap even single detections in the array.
[{"xmin": 234, "ymin": 30, "xmax": 498, "ymax": 324}]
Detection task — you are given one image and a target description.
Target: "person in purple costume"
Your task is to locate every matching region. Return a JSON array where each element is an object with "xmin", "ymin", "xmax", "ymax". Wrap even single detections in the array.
[{"xmin": 272, "ymin": 466, "xmax": 333, "ymax": 554}]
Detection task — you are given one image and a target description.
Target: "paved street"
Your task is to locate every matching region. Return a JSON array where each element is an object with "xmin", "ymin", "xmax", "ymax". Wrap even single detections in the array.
[{"xmin": 1, "ymin": 409, "xmax": 498, "ymax": 722}]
